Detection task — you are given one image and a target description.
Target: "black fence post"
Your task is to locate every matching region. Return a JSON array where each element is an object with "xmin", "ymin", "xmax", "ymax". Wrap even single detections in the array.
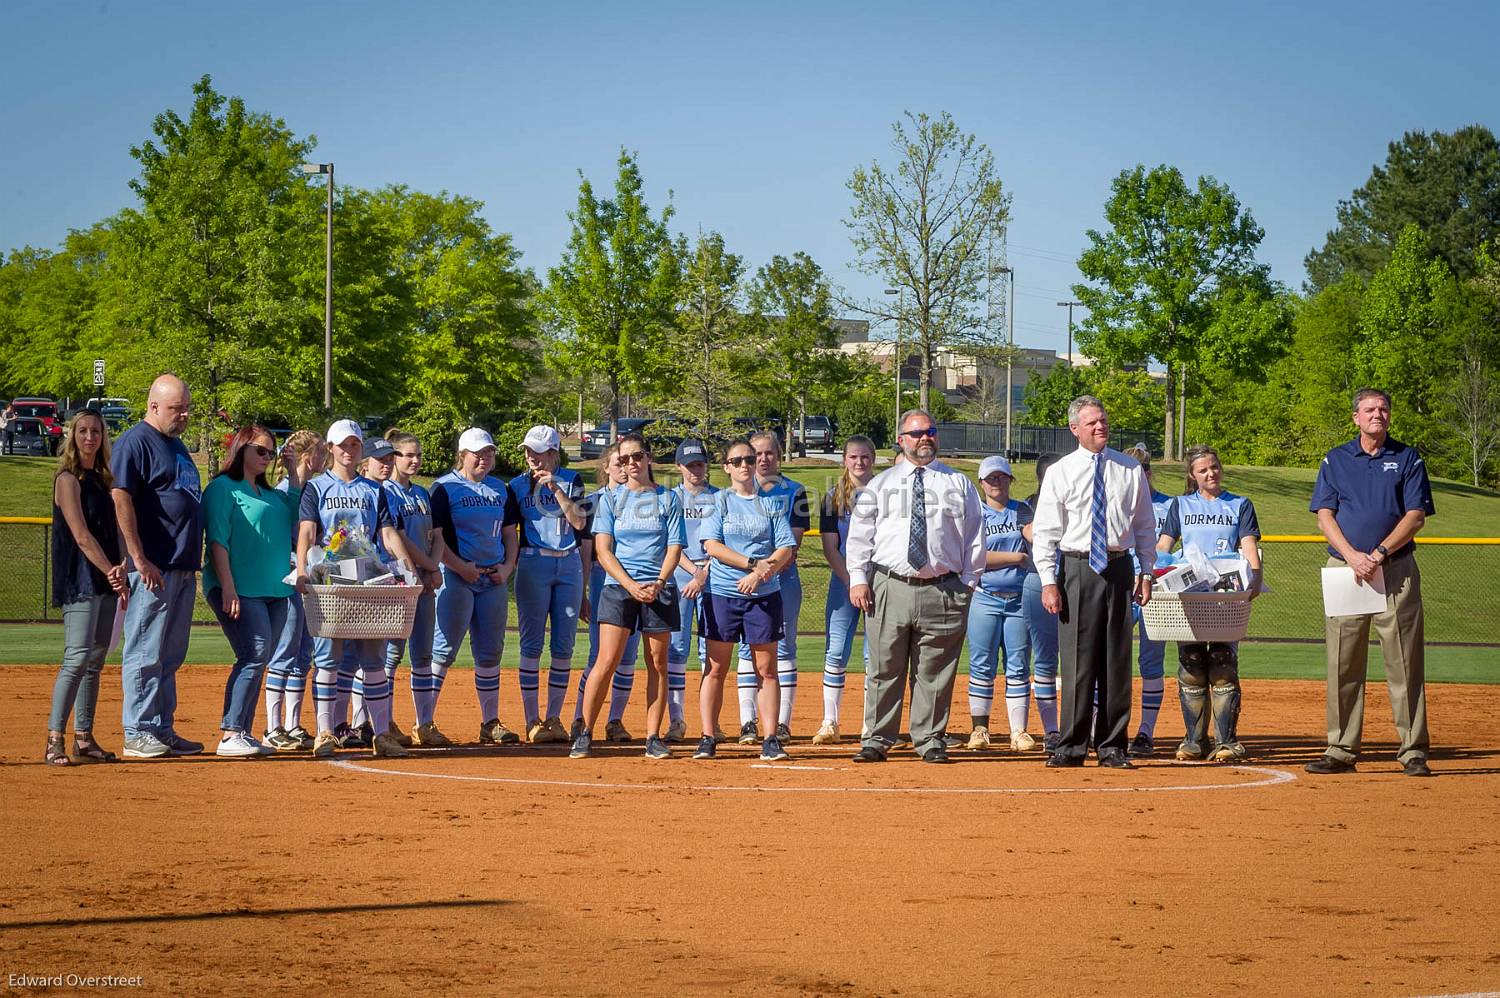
[{"xmin": 42, "ymin": 523, "xmax": 50, "ymax": 623}]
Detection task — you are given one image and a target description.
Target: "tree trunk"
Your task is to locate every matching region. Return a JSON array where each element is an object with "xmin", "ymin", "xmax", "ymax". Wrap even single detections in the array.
[
  {"xmin": 576, "ymin": 391, "xmax": 584, "ymax": 442},
  {"xmin": 1177, "ymin": 365, "xmax": 1188, "ymax": 458},
  {"xmin": 919, "ymin": 341, "xmax": 933, "ymax": 413},
  {"xmin": 1163, "ymin": 361, "xmax": 1176, "ymax": 461},
  {"xmin": 607, "ymin": 369, "xmax": 621, "ymax": 443}
]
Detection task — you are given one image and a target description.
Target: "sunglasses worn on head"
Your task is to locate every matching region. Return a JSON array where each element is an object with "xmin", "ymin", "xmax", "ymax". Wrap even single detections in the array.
[
  {"xmin": 726, "ymin": 455, "xmax": 755, "ymax": 467},
  {"xmin": 902, "ymin": 427, "xmax": 938, "ymax": 439}
]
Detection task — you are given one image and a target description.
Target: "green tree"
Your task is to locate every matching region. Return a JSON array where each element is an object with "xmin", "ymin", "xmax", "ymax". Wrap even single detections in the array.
[
  {"xmin": 665, "ymin": 231, "xmax": 745, "ymax": 436},
  {"xmin": 1022, "ymin": 364, "xmax": 1161, "ymax": 435},
  {"xmin": 746, "ymin": 252, "xmax": 842, "ymax": 447},
  {"xmin": 542, "ymin": 150, "xmax": 679, "ymax": 439},
  {"xmin": 1306, "ymin": 125, "xmax": 1500, "ymax": 292},
  {"xmin": 1073, "ymin": 164, "xmax": 1271, "ymax": 459},
  {"xmin": 846, "ymin": 111, "xmax": 1011, "ymax": 411}
]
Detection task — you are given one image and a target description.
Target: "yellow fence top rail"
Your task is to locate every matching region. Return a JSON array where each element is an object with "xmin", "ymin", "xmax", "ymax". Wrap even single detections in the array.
[
  {"xmin": 1261, "ymin": 534, "xmax": 1500, "ymax": 544},
  {"xmin": 0, "ymin": 516, "xmax": 51, "ymax": 525}
]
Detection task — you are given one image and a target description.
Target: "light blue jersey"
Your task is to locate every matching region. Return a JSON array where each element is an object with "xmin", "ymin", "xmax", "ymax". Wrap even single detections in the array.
[
  {"xmin": 673, "ymin": 482, "xmax": 721, "ymax": 564},
  {"xmin": 700, "ymin": 489, "xmax": 795, "ymax": 598},
  {"xmin": 298, "ymin": 471, "xmax": 393, "ymax": 546},
  {"xmin": 753, "ymin": 476, "xmax": 810, "ymax": 575},
  {"xmin": 1163, "ymin": 490, "xmax": 1261, "ymax": 557},
  {"xmin": 1132, "ymin": 489, "xmax": 1174, "ymax": 574},
  {"xmin": 431, "ymin": 471, "xmax": 520, "ymax": 567},
  {"xmin": 509, "ymin": 468, "xmax": 586, "ymax": 553},
  {"xmin": 592, "ymin": 484, "xmax": 686, "ymax": 585},
  {"xmin": 380, "ymin": 479, "xmax": 434, "ymax": 559},
  {"xmin": 978, "ymin": 499, "xmax": 1032, "ymax": 593}
]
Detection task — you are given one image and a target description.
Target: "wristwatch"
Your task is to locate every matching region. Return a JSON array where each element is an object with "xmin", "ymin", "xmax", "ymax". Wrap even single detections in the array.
[
  {"xmin": 1374, "ymin": 544, "xmax": 1389, "ymax": 559},
  {"xmin": 746, "ymin": 556, "xmax": 760, "ymax": 573}
]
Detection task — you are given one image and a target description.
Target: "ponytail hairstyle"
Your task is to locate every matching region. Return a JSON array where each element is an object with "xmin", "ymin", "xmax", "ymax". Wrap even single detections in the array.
[
  {"xmin": 385, "ymin": 429, "xmax": 419, "ymax": 449},
  {"xmin": 1182, "ymin": 444, "xmax": 1221, "ymax": 495},
  {"xmin": 831, "ymin": 434, "xmax": 876, "ymax": 516}
]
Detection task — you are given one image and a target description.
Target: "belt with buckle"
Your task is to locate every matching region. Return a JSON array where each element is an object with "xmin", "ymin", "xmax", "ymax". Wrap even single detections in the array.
[
  {"xmin": 982, "ymin": 589, "xmax": 1021, "ymax": 598},
  {"xmin": 1062, "ymin": 550, "xmax": 1129, "ymax": 560},
  {"xmin": 874, "ymin": 566, "xmax": 957, "ymax": 586},
  {"xmin": 522, "ymin": 547, "xmax": 575, "ymax": 558}
]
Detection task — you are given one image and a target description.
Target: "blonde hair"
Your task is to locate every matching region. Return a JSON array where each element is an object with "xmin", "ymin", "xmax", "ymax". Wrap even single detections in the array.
[
  {"xmin": 56, "ymin": 410, "xmax": 113, "ymax": 487},
  {"xmin": 596, "ymin": 442, "xmax": 620, "ymax": 487},
  {"xmin": 830, "ymin": 435, "xmax": 875, "ymax": 516},
  {"xmin": 1183, "ymin": 444, "xmax": 1221, "ymax": 494}
]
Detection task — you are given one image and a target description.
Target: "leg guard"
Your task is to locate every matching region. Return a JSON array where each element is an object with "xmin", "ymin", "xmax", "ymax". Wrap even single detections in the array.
[
  {"xmin": 1176, "ymin": 643, "xmax": 1211, "ymax": 756},
  {"xmin": 1208, "ymin": 642, "xmax": 1242, "ymax": 749}
]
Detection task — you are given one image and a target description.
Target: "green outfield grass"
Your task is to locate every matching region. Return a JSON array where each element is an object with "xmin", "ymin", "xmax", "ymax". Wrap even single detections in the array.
[{"xmin": 1, "ymin": 625, "xmax": 1495, "ymax": 683}]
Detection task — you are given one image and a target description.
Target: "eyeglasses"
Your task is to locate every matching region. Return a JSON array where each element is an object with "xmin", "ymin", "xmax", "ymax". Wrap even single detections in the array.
[
  {"xmin": 618, "ymin": 451, "xmax": 648, "ymax": 464},
  {"xmin": 902, "ymin": 427, "xmax": 938, "ymax": 439},
  {"xmin": 250, "ymin": 445, "xmax": 274, "ymax": 459},
  {"xmin": 726, "ymin": 455, "xmax": 755, "ymax": 467}
]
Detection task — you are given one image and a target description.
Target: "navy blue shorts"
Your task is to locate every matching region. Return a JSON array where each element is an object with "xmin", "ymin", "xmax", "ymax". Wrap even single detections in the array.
[
  {"xmin": 702, "ymin": 591, "xmax": 784, "ymax": 646},
  {"xmin": 597, "ymin": 581, "xmax": 680, "ymax": 634}
]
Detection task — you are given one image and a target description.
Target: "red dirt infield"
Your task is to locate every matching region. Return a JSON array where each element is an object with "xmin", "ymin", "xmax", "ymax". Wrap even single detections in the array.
[{"xmin": 1, "ymin": 666, "xmax": 1496, "ymax": 996}]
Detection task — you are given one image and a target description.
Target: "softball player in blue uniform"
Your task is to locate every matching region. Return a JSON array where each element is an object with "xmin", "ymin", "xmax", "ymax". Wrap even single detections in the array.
[
  {"xmin": 965, "ymin": 456, "xmax": 1035, "ymax": 751},
  {"xmin": 813, "ymin": 435, "xmax": 875, "ymax": 744},
  {"xmin": 1021, "ymin": 453, "xmax": 1063, "ymax": 754},
  {"xmin": 267, "ymin": 429, "xmax": 324, "ymax": 749},
  {"xmin": 380, "ymin": 431, "xmax": 445, "ymax": 746},
  {"xmin": 295, "ymin": 420, "xmax": 413, "ymax": 759},
  {"xmin": 698, "ymin": 438, "xmax": 798, "ymax": 762},
  {"xmin": 1124, "ymin": 444, "xmax": 1172, "ymax": 758},
  {"xmin": 345, "ymin": 436, "xmax": 401, "ymax": 745},
  {"xmin": 668, "ymin": 439, "xmax": 718, "ymax": 743},
  {"xmin": 509, "ymin": 425, "xmax": 588, "ymax": 745},
  {"xmin": 570, "ymin": 433, "xmax": 685, "ymax": 759},
  {"xmin": 429, "ymin": 428, "xmax": 522, "ymax": 745},
  {"xmin": 735, "ymin": 430, "xmax": 809, "ymax": 745},
  {"xmin": 1157, "ymin": 444, "xmax": 1263, "ymax": 762},
  {"xmin": 572, "ymin": 443, "xmax": 642, "ymax": 740}
]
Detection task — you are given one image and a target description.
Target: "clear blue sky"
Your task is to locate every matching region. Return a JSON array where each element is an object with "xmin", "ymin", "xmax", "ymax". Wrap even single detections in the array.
[{"xmin": 3, "ymin": 0, "xmax": 1497, "ymax": 359}]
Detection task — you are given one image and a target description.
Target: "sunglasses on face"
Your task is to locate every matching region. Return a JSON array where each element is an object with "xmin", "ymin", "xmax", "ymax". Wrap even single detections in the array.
[
  {"xmin": 250, "ymin": 445, "xmax": 274, "ymax": 459},
  {"xmin": 618, "ymin": 451, "xmax": 648, "ymax": 464},
  {"xmin": 726, "ymin": 455, "xmax": 755, "ymax": 467},
  {"xmin": 902, "ymin": 427, "xmax": 938, "ymax": 439}
]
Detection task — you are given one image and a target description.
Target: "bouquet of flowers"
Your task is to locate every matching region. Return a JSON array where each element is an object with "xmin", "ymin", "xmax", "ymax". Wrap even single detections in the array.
[{"xmin": 325, "ymin": 522, "xmax": 378, "ymax": 560}]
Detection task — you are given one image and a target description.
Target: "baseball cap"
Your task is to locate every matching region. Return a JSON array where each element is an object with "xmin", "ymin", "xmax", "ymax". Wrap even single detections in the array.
[
  {"xmin": 457, "ymin": 427, "xmax": 495, "ymax": 453},
  {"xmin": 521, "ymin": 425, "xmax": 562, "ymax": 452},
  {"xmin": 674, "ymin": 438, "xmax": 708, "ymax": 465},
  {"xmin": 326, "ymin": 419, "xmax": 363, "ymax": 445},
  {"xmin": 978, "ymin": 455, "xmax": 1014, "ymax": 480},
  {"xmin": 362, "ymin": 437, "xmax": 396, "ymax": 461}
]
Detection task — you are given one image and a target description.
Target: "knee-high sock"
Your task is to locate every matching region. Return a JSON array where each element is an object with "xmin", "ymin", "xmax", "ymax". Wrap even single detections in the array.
[
  {"xmin": 1005, "ymin": 680, "xmax": 1031, "ymax": 735},
  {"xmin": 546, "ymin": 658, "xmax": 571, "ymax": 720},
  {"xmin": 737, "ymin": 655, "xmax": 759, "ymax": 726},
  {"xmin": 335, "ymin": 669, "xmax": 357, "ymax": 729},
  {"xmin": 573, "ymin": 665, "xmax": 590, "ymax": 722},
  {"xmin": 822, "ymin": 659, "xmax": 846, "ymax": 725},
  {"xmin": 360, "ymin": 666, "xmax": 392, "ymax": 735},
  {"xmin": 608, "ymin": 657, "xmax": 635, "ymax": 724},
  {"xmin": 518, "ymin": 657, "xmax": 541, "ymax": 726},
  {"xmin": 314, "ymin": 666, "xmax": 340, "ymax": 734},
  {"xmin": 967, "ymin": 674, "xmax": 995, "ymax": 721},
  {"xmin": 420, "ymin": 661, "xmax": 450, "ymax": 727},
  {"xmin": 351, "ymin": 676, "xmax": 368, "ymax": 729},
  {"xmin": 475, "ymin": 661, "xmax": 501, "ymax": 724},
  {"xmin": 265, "ymin": 668, "xmax": 287, "ymax": 733},
  {"xmin": 1138, "ymin": 677, "xmax": 1165, "ymax": 739},
  {"xmin": 667, "ymin": 659, "xmax": 687, "ymax": 724},
  {"xmin": 284, "ymin": 670, "xmax": 307, "ymax": 730},
  {"xmin": 410, "ymin": 661, "xmax": 436, "ymax": 727},
  {"xmin": 777, "ymin": 660, "xmax": 797, "ymax": 727},
  {"xmin": 1032, "ymin": 676, "xmax": 1058, "ymax": 736}
]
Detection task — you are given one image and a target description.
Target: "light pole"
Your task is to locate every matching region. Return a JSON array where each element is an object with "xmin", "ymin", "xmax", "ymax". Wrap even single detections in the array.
[
  {"xmin": 1056, "ymin": 300, "xmax": 1082, "ymax": 369},
  {"xmin": 884, "ymin": 287, "xmax": 901, "ymax": 438},
  {"xmin": 998, "ymin": 266, "xmax": 1015, "ymax": 455},
  {"xmin": 302, "ymin": 162, "xmax": 334, "ymax": 411}
]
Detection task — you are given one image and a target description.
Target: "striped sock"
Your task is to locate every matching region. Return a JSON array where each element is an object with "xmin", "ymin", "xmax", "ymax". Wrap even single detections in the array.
[
  {"xmin": 667, "ymin": 659, "xmax": 687, "ymax": 724},
  {"xmin": 1139, "ymin": 677, "xmax": 1165, "ymax": 739},
  {"xmin": 777, "ymin": 660, "xmax": 797, "ymax": 727},
  {"xmin": 284, "ymin": 671, "xmax": 307, "ymax": 731},
  {"xmin": 351, "ymin": 677, "xmax": 368, "ymax": 730},
  {"xmin": 608, "ymin": 657, "xmax": 635, "ymax": 723},
  {"xmin": 822, "ymin": 659, "xmax": 846, "ymax": 725},
  {"xmin": 264, "ymin": 669, "xmax": 287, "ymax": 733},
  {"xmin": 1005, "ymin": 680, "xmax": 1031, "ymax": 735},
  {"xmin": 475, "ymin": 662, "xmax": 501, "ymax": 724},
  {"xmin": 574, "ymin": 666, "xmax": 590, "ymax": 722},
  {"xmin": 427, "ymin": 661, "xmax": 450, "ymax": 726},
  {"xmin": 737, "ymin": 655, "xmax": 758, "ymax": 726},
  {"xmin": 410, "ymin": 662, "xmax": 435, "ymax": 726},
  {"xmin": 361, "ymin": 667, "xmax": 392, "ymax": 734},
  {"xmin": 546, "ymin": 659, "xmax": 571, "ymax": 720},
  {"xmin": 335, "ymin": 668, "xmax": 356, "ymax": 728},
  {"xmin": 1032, "ymin": 677, "xmax": 1058, "ymax": 735},
  {"xmin": 967, "ymin": 675, "xmax": 995, "ymax": 720},
  {"xmin": 518, "ymin": 657, "xmax": 541, "ymax": 726},
  {"xmin": 313, "ymin": 666, "xmax": 339, "ymax": 734}
]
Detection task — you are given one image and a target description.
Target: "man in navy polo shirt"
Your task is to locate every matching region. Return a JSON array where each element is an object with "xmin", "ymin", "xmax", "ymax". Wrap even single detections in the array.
[{"xmin": 1308, "ymin": 387, "xmax": 1435, "ymax": 777}]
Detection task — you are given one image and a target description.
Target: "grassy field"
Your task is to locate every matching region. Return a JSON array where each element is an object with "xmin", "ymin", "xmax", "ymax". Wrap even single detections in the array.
[{"xmin": 1, "ymin": 624, "xmax": 1495, "ymax": 683}]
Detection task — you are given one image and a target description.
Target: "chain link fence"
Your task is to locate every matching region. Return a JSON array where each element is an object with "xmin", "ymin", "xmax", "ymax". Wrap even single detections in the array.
[{"xmin": 3, "ymin": 518, "xmax": 1495, "ymax": 645}]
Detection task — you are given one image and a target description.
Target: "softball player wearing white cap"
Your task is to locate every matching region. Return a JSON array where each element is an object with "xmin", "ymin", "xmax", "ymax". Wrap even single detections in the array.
[{"xmin": 965, "ymin": 455, "xmax": 1035, "ymax": 751}]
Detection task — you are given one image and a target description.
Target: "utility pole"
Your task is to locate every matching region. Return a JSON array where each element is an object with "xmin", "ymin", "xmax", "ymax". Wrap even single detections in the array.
[
  {"xmin": 1056, "ymin": 300, "xmax": 1082, "ymax": 368},
  {"xmin": 884, "ymin": 287, "xmax": 901, "ymax": 440},
  {"xmin": 301, "ymin": 162, "xmax": 335, "ymax": 412}
]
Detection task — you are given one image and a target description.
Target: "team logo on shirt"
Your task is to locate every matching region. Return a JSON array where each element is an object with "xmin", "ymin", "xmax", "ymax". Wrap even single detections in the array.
[{"xmin": 1383, "ymin": 461, "xmax": 1399, "ymax": 472}]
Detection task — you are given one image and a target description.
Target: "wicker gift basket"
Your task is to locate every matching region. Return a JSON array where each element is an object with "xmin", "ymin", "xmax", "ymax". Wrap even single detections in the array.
[
  {"xmin": 301, "ymin": 584, "xmax": 423, "ymax": 640},
  {"xmin": 1139, "ymin": 589, "xmax": 1254, "ymax": 643}
]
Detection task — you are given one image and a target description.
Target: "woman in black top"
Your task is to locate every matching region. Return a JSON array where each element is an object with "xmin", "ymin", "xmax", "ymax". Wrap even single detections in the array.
[{"xmin": 46, "ymin": 410, "xmax": 129, "ymax": 765}]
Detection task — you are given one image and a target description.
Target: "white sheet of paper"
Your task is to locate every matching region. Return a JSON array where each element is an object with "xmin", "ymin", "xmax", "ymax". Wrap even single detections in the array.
[{"xmin": 1321, "ymin": 565, "xmax": 1388, "ymax": 617}]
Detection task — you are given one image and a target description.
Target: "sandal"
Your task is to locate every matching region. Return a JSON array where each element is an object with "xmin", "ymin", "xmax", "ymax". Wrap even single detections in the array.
[
  {"xmin": 45, "ymin": 734, "xmax": 72, "ymax": 767},
  {"xmin": 73, "ymin": 734, "xmax": 118, "ymax": 764}
]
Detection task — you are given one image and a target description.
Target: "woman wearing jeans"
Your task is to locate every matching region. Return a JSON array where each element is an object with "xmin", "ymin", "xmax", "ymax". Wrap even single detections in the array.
[
  {"xmin": 204, "ymin": 425, "xmax": 299, "ymax": 758},
  {"xmin": 813, "ymin": 434, "xmax": 875, "ymax": 744},
  {"xmin": 46, "ymin": 410, "xmax": 128, "ymax": 766}
]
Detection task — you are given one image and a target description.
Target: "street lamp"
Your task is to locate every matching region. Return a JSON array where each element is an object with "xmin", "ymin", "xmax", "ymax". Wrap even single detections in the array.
[
  {"xmin": 1056, "ymin": 300, "xmax": 1082, "ymax": 368},
  {"xmin": 302, "ymin": 162, "xmax": 334, "ymax": 411},
  {"xmin": 884, "ymin": 288, "xmax": 901, "ymax": 437},
  {"xmin": 997, "ymin": 266, "xmax": 1015, "ymax": 455}
]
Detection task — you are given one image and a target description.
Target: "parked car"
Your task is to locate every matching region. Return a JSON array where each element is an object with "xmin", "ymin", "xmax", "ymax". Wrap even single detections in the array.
[
  {"xmin": 791, "ymin": 415, "xmax": 834, "ymax": 455},
  {"xmin": 579, "ymin": 418, "xmax": 656, "ymax": 460},
  {"xmin": 5, "ymin": 416, "xmax": 57, "ymax": 456},
  {"xmin": 9, "ymin": 397, "xmax": 63, "ymax": 448}
]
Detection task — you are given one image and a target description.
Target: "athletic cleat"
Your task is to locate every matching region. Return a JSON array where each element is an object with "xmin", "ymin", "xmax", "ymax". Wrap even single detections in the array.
[
  {"xmin": 1175, "ymin": 741, "xmax": 1207, "ymax": 761},
  {"xmin": 737, "ymin": 722, "xmax": 760, "ymax": 745},
  {"xmin": 541, "ymin": 716, "xmax": 570, "ymax": 743},
  {"xmin": 286, "ymin": 726, "xmax": 315, "ymax": 750},
  {"xmin": 312, "ymin": 730, "xmax": 338, "ymax": 758},
  {"xmin": 1208, "ymin": 742, "xmax": 1246, "ymax": 763},
  {"xmin": 372, "ymin": 732, "xmax": 410, "ymax": 758},
  {"xmin": 386, "ymin": 723, "xmax": 414, "ymax": 748},
  {"xmin": 357, "ymin": 721, "xmax": 376, "ymax": 746},
  {"xmin": 263, "ymin": 728, "xmax": 301, "ymax": 752},
  {"xmin": 665, "ymin": 719, "xmax": 688, "ymax": 743},
  {"xmin": 967, "ymin": 726, "xmax": 991, "ymax": 751},
  {"xmin": 776, "ymin": 722, "xmax": 793, "ymax": 745},
  {"xmin": 334, "ymin": 723, "xmax": 362, "ymax": 749},
  {"xmin": 1042, "ymin": 731, "xmax": 1061, "ymax": 756},
  {"xmin": 1127, "ymin": 732, "xmax": 1155, "ymax": 758},
  {"xmin": 568, "ymin": 731, "xmax": 593, "ymax": 759},
  {"xmin": 811, "ymin": 722, "xmax": 840, "ymax": 745},
  {"xmin": 605, "ymin": 719, "xmax": 633, "ymax": 744},
  {"xmin": 1010, "ymin": 730, "xmax": 1037, "ymax": 753},
  {"xmin": 526, "ymin": 720, "xmax": 546, "ymax": 743},
  {"xmin": 644, "ymin": 736, "xmax": 672, "ymax": 760},
  {"xmin": 713, "ymin": 726, "xmax": 730, "ymax": 744},
  {"xmin": 216, "ymin": 732, "xmax": 264, "ymax": 759},
  {"xmin": 481, "ymin": 719, "xmax": 521, "ymax": 745},
  {"xmin": 760, "ymin": 736, "xmax": 790, "ymax": 762},
  {"xmin": 692, "ymin": 735, "xmax": 717, "ymax": 759},
  {"xmin": 412, "ymin": 722, "xmax": 453, "ymax": 747}
]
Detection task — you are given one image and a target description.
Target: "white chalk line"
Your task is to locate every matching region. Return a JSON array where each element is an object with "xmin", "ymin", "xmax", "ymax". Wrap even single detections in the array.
[{"xmin": 329, "ymin": 759, "xmax": 1298, "ymax": 795}]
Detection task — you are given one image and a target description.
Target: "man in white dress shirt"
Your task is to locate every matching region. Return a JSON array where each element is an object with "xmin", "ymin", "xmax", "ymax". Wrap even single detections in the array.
[
  {"xmin": 846, "ymin": 409, "xmax": 986, "ymax": 763},
  {"xmin": 1031, "ymin": 395, "xmax": 1157, "ymax": 769}
]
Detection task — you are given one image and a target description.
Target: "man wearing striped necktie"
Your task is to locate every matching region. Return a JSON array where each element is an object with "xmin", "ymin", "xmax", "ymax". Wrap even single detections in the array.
[{"xmin": 1029, "ymin": 395, "xmax": 1159, "ymax": 769}]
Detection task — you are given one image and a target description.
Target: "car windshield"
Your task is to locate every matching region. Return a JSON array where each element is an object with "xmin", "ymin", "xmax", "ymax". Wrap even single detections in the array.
[{"xmin": 13, "ymin": 404, "xmax": 54, "ymax": 418}]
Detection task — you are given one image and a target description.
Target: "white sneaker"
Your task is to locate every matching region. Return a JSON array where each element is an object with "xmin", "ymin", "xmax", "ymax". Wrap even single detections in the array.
[{"xmin": 216, "ymin": 732, "xmax": 264, "ymax": 758}]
